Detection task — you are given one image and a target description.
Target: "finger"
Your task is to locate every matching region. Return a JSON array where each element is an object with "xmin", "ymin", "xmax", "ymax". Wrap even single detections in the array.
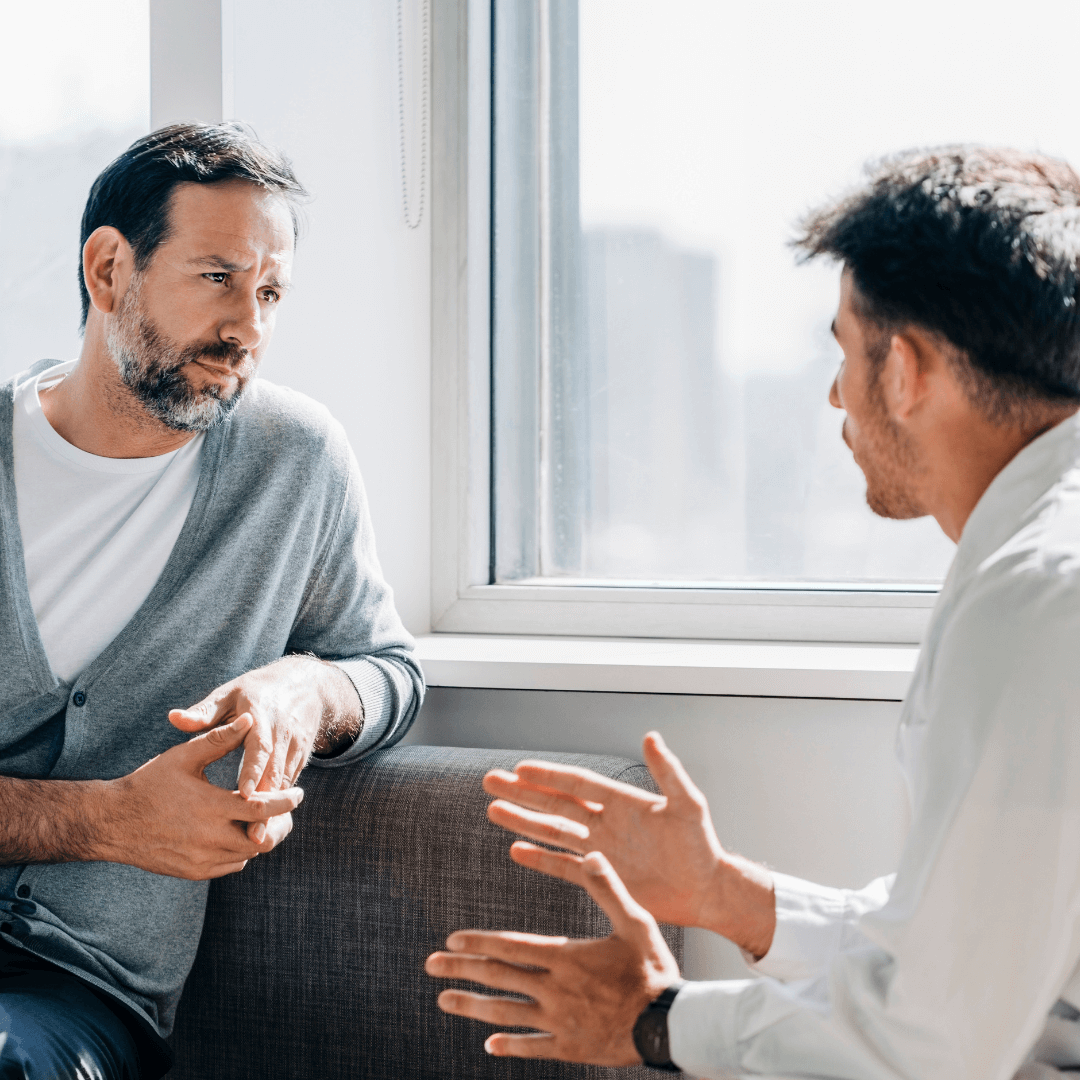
[
  {"xmin": 510, "ymin": 761, "xmax": 616, "ymax": 807},
  {"xmin": 237, "ymin": 717, "xmax": 273, "ymax": 798},
  {"xmin": 283, "ymin": 741, "xmax": 307, "ymax": 788},
  {"xmin": 484, "ymin": 770, "xmax": 598, "ymax": 819},
  {"xmin": 445, "ymin": 930, "xmax": 564, "ymax": 966},
  {"xmin": 265, "ymin": 729, "xmax": 289, "ymax": 792},
  {"xmin": 249, "ymin": 811, "xmax": 293, "ymax": 851},
  {"xmin": 436, "ymin": 989, "xmax": 541, "ymax": 1030},
  {"xmin": 225, "ymin": 786, "xmax": 305, "ymax": 822},
  {"xmin": 642, "ymin": 731, "xmax": 705, "ymax": 806},
  {"xmin": 576, "ymin": 852, "xmax": 655, "ymax": 945},
  {"xmin": 425, "ymin": 953, "xmax": 542, "ymax": 998},
  {"xmin": 169, "ymin": 684, "xmax": 236, "ymax": 732},
  {"xmin": 509, "ymin": 841, "xmax": 586, "ymax": 882},
  {"xmin": 179, "ymin": 714, "xmax": 253, "ymax": 770},
  {"xmin": 487, "ymin": 801, "xmax": 590, "ymax": 849},
  {"xmin": 485, "ymin": 1033, "xmax": 558, "ymax": 1059}
]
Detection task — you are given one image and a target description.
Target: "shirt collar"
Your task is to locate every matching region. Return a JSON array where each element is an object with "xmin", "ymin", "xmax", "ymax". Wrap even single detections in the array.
[{"xmin": 950, "ymin": 411, "xmax": 1080, "ymax": 585}]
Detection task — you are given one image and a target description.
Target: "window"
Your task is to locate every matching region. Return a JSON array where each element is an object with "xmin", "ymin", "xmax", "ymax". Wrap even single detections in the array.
[
  {"xmin": 434, "ymin": 0, "xmax": 1080, "ymax": 639},
  {"xmin": 0, "ymin": 0, "xmax": 150, "ymax": 386}
]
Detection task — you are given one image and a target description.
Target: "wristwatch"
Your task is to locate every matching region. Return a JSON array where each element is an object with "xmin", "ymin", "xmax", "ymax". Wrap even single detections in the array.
[{"xmin": 632, "ymin": 981, "xmax": 685, "ymax": 1071}]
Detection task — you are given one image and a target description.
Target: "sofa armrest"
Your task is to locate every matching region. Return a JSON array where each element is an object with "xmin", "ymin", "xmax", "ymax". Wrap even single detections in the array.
[{"xmin": 168, "ymin": 745, "xmax": 684, "ymax": 1080}]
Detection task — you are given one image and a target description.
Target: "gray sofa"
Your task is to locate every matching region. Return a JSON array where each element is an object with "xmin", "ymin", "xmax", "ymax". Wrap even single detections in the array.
[{"xmin": 167, "ymin": 745, "xmax": 683, "ymax": 1079}]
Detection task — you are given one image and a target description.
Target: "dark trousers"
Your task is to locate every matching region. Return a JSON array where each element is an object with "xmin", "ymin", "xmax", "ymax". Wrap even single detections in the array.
[{"xmin": 0, "ymin": 943, "xmax": 168, "ymax": 1080}]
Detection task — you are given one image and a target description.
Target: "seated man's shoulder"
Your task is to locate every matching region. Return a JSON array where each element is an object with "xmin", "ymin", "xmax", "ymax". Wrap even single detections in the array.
[
  {"xmin": 229, "ymin": 378, "xmax": 351, "ymax": 467},
  {"xmin": 943, "ymin": 489, "xmax": 1080, "ymax": 679}
]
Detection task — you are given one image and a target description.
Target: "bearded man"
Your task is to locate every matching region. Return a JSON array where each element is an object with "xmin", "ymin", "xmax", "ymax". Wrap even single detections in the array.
[
  {"xmin": 0, "ymin": 124, "xmax": 423, "ymax": 1079},
  {"xmin": 427, "ymin": 147, "xmax": 1080, "ymax": 1080}
]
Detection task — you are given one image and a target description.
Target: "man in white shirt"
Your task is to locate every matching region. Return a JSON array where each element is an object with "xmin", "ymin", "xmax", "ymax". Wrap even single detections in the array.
[{"xmin": 427, "ymin": 146, "xmax": 1080, "ymax": 1079}]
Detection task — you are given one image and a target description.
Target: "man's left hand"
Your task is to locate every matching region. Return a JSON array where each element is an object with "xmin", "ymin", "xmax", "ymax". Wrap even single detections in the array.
[
  {"xmin": 169, "ymin": 656, "xmax": 360, "ymax": 821},
  {"xmin": 425, "ymin": 851, "xmax": 681, "ymax": 1066}
]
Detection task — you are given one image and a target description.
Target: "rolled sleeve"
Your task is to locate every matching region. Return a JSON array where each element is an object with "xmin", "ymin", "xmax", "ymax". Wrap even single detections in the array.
[{"xmin": 748, "ymin": 872, "xmax": 894, "ymax": 983}]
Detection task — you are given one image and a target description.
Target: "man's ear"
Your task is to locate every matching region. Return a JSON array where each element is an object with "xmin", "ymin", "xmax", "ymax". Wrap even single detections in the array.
[
  {"xmin": 82, "ymin": 226, "xmax": 133, "ymax": 317},
  {"xmin": 880, "ymin": 330, "xmax": 931, "ymax": 423}
]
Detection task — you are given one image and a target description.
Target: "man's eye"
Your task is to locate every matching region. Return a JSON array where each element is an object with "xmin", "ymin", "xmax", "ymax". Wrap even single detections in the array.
[
  {"xmin": 204, "ymin": 272, "xmax": 228, "ymax": 284},
  {"xmin": 261, "ymin": 289, "xmax": 280, "ymax": 304}
]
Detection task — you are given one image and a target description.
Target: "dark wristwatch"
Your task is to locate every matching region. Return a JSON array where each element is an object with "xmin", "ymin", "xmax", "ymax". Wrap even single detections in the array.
[{"xmin": 632, "ymin": 981, "xmax": 685, "ymax": 1071}]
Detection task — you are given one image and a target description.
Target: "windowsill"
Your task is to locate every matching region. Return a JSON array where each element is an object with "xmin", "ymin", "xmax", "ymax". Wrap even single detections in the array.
[{"xmin": 414, "ymin": 634, "xmax": 917, "ymax": 701}]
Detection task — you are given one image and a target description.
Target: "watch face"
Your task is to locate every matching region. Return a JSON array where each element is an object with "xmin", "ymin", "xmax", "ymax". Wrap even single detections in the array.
[{"xmin": 635, "ymin": 1006, "xmax": 672, "ymax": 1066}]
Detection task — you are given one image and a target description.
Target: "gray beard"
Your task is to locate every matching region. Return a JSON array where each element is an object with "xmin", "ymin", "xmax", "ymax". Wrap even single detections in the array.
[{"xmin": 106, "ymin": 281, "xmax": 250, "ymax": 433}]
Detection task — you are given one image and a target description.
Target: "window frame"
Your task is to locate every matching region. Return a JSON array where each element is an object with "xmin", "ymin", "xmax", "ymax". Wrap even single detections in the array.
[{"xmin": 431, "ymin": 0, "xmax": 939, "ymax": 644}]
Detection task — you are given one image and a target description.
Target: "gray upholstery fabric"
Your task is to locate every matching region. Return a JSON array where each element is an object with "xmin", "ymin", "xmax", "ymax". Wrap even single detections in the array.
[{"xmin": 167, "ymin": 745, "xmax": 684, "ymax": 1079}]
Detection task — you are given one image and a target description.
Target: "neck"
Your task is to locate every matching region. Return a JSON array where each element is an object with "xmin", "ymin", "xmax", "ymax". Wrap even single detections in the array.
[
  {"xmin": 925, "ymin": 406, "xmax": 1078, "ymax": 542},
  {"xmin": 39, "ymin": 320, "xmax": 197, "ymax": 459}
]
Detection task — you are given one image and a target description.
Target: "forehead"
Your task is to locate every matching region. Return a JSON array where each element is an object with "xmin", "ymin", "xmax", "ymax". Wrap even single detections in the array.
[{"xmin": 162, "ymin": 179, "xmax": 295, "ymax": 261}]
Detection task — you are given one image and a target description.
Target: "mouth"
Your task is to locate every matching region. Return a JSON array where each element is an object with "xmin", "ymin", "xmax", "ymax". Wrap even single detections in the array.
[{"xmin": 192, "ymin": 359, "xmax": 237, "ymax": 378}]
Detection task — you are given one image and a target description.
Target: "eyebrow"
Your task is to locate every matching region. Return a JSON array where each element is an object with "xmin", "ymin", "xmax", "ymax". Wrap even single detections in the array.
[{"xmin": 192, "ymin": 256, "xmax": 291, "ymax": 291}]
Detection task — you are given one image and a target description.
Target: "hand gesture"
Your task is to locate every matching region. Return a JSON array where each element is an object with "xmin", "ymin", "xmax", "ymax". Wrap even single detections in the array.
[
  {"xmin": 103, "ymin": 715, "xmax": 304, "ymax": 879},
  {"xmin": 426, "ymin": 851, "xmax": 681, "ymax": 1066},
  {"xmin": 169, "ymin": 658, "xmax": 325, "ymax": 805},
  {"xmin": 484, "ymin": 731, "xmax": 774, "ymax": 955}
]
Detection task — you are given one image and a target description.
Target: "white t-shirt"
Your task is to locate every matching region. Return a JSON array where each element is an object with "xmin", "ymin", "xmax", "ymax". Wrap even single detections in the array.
[{"xmin": 12, "ymin": 360, "xmax": 204, "ymax": 683}]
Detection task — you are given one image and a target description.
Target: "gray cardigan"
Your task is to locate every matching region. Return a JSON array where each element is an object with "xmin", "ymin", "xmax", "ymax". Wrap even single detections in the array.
[{"xmin": 0, "ymin": 360, "xmax": 424, "ymax": 1036}]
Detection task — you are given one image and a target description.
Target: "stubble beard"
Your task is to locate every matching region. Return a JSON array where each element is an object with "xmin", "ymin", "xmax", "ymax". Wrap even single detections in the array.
[
  {"xmin": 850, "ymin": 379, "xmax": 926, "ymax": 521},
  {"xmin": 105, "ymin": 276, "xmax": 252, "ymax": 433}
]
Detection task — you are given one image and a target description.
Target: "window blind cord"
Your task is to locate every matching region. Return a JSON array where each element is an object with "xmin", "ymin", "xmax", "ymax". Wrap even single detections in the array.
[{"xmin": 396, "ymin": 0, "xmax": 429, "ymax": 230}]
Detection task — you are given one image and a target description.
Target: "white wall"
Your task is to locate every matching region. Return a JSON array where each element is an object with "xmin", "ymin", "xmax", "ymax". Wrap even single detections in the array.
[{"xmin": 228, "ymin": 0, "xmax": 432, "ymax": 633}]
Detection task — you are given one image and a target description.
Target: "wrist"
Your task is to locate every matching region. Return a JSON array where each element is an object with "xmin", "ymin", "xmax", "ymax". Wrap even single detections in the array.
[
  {"xmin": 88, "ymin": 778, "xmax": 128, "ymax": 863},
  {"xmin": 632, "ymin": 980, "xmax": 685, "ymax": 1071},
  {"xmin": 700, "ymin": 853, "xmax": 776, "ymax": 959},
  {"xmin": 304, "ymin": 658, "xmax": 364, "ymax": 756}
]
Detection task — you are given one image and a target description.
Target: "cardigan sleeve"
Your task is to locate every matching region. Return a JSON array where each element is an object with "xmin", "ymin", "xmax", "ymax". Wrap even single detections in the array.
[{"xmin": 285, "ymin": 435, "xmax": 424, "ymax": 764}]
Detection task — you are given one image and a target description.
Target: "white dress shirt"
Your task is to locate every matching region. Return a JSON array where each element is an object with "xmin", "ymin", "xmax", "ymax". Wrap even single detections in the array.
[{"xmin": 668, "ymin": 413, "xmax": 1080, "ymax": 1080}]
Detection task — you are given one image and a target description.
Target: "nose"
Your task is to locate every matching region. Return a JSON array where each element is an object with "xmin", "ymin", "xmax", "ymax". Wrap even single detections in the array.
[
  {"xmin": 220, "ymin": 290, "xmax": 263, "ymax": 354},
  {"xmin": 828, "ymin": 370, "xmax": 842, "ymax": 410}
]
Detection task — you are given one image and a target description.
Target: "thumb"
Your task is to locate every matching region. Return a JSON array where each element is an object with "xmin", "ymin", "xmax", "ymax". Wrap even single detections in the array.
[
  {"xmin": 179, "ymin": 714, "xmax": 253, "ymax": 772},
  {"xmin": 579, "ymin": 851, "xmax": 655, "ymax": 944},
  {"xmin": 642, "ymin": 731, "xmax": 702, "ymax": 806}
]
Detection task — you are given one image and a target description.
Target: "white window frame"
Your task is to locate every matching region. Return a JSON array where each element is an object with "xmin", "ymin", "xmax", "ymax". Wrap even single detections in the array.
[{"xmin": 429, "ymin": 0, "xmax": 938, "ymax": 645}]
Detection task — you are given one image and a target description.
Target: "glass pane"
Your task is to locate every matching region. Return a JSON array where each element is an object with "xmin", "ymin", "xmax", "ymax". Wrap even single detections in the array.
[
  {"xmin": 493, "ymin": 0, "xmax": 1080, "ymax": 585},
  {"xmin": 0, "ymin": 0, "xmax": 150, "ymax": 384}
]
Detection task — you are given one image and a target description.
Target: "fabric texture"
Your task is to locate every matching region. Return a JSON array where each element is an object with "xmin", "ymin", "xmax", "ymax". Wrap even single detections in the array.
[
  {"xmin": 668, "ymin": 412, "xmax": 1080, "ymax": 1080},
  {"xmin": 0, "ymin": 360, "xmax": 424, "ymax": 1040},
  {"xmin": 13, "ymin": 359, "xmax": 204, "ymax": 683},
  {"xmin": 167, "ymin": 744, "xmax": 684, "ymax": 1080}
]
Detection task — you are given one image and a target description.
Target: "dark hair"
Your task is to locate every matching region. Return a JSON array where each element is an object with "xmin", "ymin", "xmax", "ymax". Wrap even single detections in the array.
[
  {"xmin": 79, "ymin": 122, "xmax": 307, "ymax": 329},
  {"xmin": 796, "ymin": 146, "xmax": 1080, "ymax": 420}
]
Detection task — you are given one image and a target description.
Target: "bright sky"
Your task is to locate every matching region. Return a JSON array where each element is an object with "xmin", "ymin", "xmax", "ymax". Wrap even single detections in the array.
[
  {"xmin": 579, "ymin": 0, "xmax": 1080, "ymax": 376},
  {"xmin": 0, "ymin": 0, "xmax": 148, "ymax": 143}
]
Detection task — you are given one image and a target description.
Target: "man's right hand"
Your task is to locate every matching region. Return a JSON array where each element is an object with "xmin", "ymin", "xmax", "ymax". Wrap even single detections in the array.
[
  {"xmin": 483, "ymin": 731, "xmax": 776, "ymax": 958},
  {"xmin": 98, "ymin": 715, "xmax": 304, "ymax": 880}
]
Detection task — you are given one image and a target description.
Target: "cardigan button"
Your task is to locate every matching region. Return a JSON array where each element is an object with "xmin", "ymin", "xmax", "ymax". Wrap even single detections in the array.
[
  {"xmin": 15, "ymin": 885, "xmax": 30, "ymax": 899},
  {"xmin": 72, "ymin": 691, "xmax": 87, "ymax": 707}
]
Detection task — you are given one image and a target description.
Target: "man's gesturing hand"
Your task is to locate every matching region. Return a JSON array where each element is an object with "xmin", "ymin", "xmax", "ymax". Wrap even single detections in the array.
[
  {"xmin": 426, "ymin": 851, "xmax": 681, "ymax": 1066},
  {"xmin": 168, "ymin": 656, "xmax": 360, "ymax": 835},
  {"xmin": 484, "ymin": 731, "xmax": 775, "ymax": 957},
  {"xmin": 101, "ymin": 715, "xmax": 303, "ymax": 880}
]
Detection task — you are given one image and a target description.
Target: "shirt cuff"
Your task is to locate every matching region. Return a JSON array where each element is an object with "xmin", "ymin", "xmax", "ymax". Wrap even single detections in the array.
[
  {"xmin": 667, "ymin": 978, "xmax": 754, "ymax": 1078},
  {"xmin": 745, "ymin": 872, "xmax": 850, "ymax": 982},
  {"xmin": 306, "ymin": 657, "xmax": 395, "ymax": 767}
]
